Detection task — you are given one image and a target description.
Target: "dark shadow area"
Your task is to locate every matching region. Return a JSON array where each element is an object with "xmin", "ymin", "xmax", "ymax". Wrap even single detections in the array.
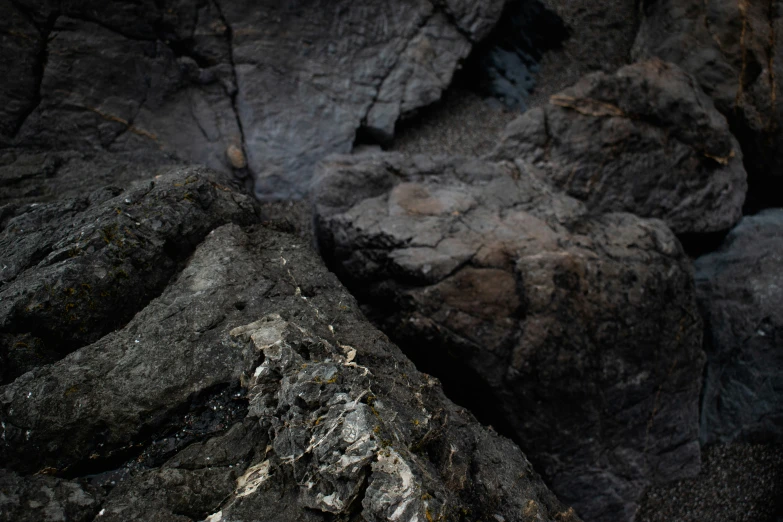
[
  {"xmin": 460, "ymin": 0, "xmax": 570, "ymax": 110},
  {"xmin": 677, "ymin": 229, "xmax": 730, "ymax": 259},
  {"xmin": 729, "ymin": 117, "xmax": 783, "ymax": 215},
  {"xmin": 352, "ymin": 125, "xmax": 389, "ymax": 150},
  {"xmin": 365, "ymin": 304, "xmax": 519, "ymax": 442}
]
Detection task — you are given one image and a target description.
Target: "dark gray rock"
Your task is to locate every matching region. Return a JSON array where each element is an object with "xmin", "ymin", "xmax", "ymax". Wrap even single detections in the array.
[
  {"xmin": 224, "ymin": 0, "xmax": 503, "ymax": 198},
  {"xmin": 633, "ymin": 0, "xmax": 783, "ymax": 210},
  {"xmin": 0, "ymin": 166, "xmax": 258, "ymax": 383},
  {"xmin": 0, "ymin": 0, "xmax": 505, "ymax": 200},
  {"xmin": 492, "ymin": 59, "xmax": 747, "ymax": 235},
  {"xmin": 0, "ymin": 149, "xmax": 184, "ymax": 206},
  {"xmin": 0, "ymin": 469, "xmax": 101, "ymax": 522},
  {"xmin": 695, "ymin": 209, "xmax": 783, "ymax": 445},
  {"xmin": 0, "ymin": 217, "xmax": 577, "ymax": 522},
  {"xmin": 312, "ymin": 152, "xmax": 705, "ymax": 522},
  {"xmin": 8, "ymin": 9, "xmax": 244, "ymax": 174},
  {"xmin": 0, "ymin": 1, "xmax": 45, "ymax": 140}
]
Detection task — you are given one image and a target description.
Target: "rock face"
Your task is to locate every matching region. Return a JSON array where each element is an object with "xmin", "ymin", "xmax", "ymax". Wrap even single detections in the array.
[
  {"xmin": 492, "ymin": 59, "xmax": 747, "ymax": 235},
  {"xmin": 0, "ymin": 166, "xmax": 576, "ymax": 522},
  {"xmin": 0, "ymin": 167, "xmax": 258, "ymax": 383},
  {"xmin": 312, "ymin": 152, "xmax": 705, "ymax": 522},
  {"xmin": 695, "ymin": 209, "xmax": 783, "ymax": 445},
  {"xmin": 0, "ymin": 0, "xmax": 504, "ymax": 200},
  {"xmin": 633, "ymin": 0, "xmax": 783, "ymax": 210}
]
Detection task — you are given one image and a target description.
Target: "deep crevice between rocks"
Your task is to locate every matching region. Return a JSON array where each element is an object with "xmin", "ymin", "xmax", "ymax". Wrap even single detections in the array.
[
  {"xmin": 332, "ymin": 280, "xmax": 522, "ymax": 454},
  {"xmin": 457, "ymin": 0, "xmax": 570, "ymax": 111},
  {"xmin": 383, "ymin": 0, "xmax": 569, "ymax": 156},
  {"xmin": 212, "ymin": 0, "xmax": 253, "ymax": 184}
]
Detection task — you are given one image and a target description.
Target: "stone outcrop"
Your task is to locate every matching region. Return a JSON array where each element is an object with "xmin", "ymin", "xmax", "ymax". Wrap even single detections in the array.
[
  {"xmin": 491, "ymin": 59, "xmax": 747, "ymax": 235},
  {"xmin": 0, "ymin": 0, "xmax": 504, "ymax": 200},
  {"xmin": 312, "ymin": 152, "xmax": 705, "ymax": 522},
  {"xmin": 0, "ymin": 167, "xmax": 258, "ymax": 383},
  {"xmin": 695, "ymin": 209, "xmax": 783, "ymax": 445},
  {"xmin": 633, "ymin": 0, "xmax": 783, "ymax": 210},
  {"xmin": 0, "ymin": 166, "xmax": 576, "ymax": 522}
]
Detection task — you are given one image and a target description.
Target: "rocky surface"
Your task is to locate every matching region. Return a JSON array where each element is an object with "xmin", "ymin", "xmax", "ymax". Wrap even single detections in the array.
[
  {"xmin": 312, "ymin": 152, "xmax": 705, "ymax": 522},
  {"xmin": 0, "ymin": 0, "xmax": 505, "ymax": 200},
  {"xmin": 0, "ymin": 167, "xmax": 258, "ymax": 383},
  {"xmin": 694, "ymin": 209, "xmax": 783, "ymax": 445},
  {"xmin": 0, "ymin": 166, "xmax": 577, "ymax": 522},
  {"xmin": 0, "ymin": 469, "xmax": 101, "ymax": 522},
  {"xmin": 491, "ymin": 59, "xmax": 747, "ymax": 235},
  {"xmin": 637, "ymin": 443, "xmax": 783, "ymax": 522},
  {"xmin": 633, "ymin": 0, "xmax": 783, "ymax": 210},
  {"xmin": 2, "ymin": 1, "xmax": 782, "ymax": 521}
]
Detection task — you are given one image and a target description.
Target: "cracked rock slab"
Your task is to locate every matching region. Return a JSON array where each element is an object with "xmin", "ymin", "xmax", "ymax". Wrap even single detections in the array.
[
  {"xmin": 1, "ymin": 220, "xmax": 576, "ymax": 522},
  {"xmin": 491, "ymin": 59, "xmax": 747, "ymax": 235},
  {"xmin": 312, "ymin": 152, "xmax": 706, "ymax": 522},
  {"xmin": 694, "ymin": 209, "xmax": 783, "ymax": 445},
  {"xmin": 0, "ymin": 0, "xmax": 504, "ymax": 200}
]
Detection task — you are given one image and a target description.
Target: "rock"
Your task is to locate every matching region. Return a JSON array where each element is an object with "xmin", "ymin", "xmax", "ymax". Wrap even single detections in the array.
[
  {"xmin": 8, "ymin": 10, "xmax": 243, "ymax": 174},
  {"xmin": 694, "ymin": 209, "xmax": 783, "ymax": 444},
  {"xmin": 0, "ymin": 469, "xmax": 101, "ymax": 522},
  {"xmin": 225, "ymin": 0, "xmax": 502, "ymax": 198},
  {"xmin": 0, "ymin": 220, "xmax": 576, "ymax": 522},
  {"xmin": 0, "ymin": 149, "xmax": 184, "ymax": 206},
  {"xmin": 492, "ymin": 59, "xmax": 747, "ymax": 235},
  {"xmin": 0, "ymin": 0, "xmax": 505, "ymax": 200},
  {"xmin": 0, "ymin": 2, "xmax": 45, "ymax": 139},
  {"xmin": 312, "ymin": 152, "xmax": 706, "ymax": 522},
  {"xmin": 0, "ymin": 166, "xmax": 258, "ymax": 383},
  {"xmin": 633, "ymin": 0, "xmax": 783, "ymax": 210}
]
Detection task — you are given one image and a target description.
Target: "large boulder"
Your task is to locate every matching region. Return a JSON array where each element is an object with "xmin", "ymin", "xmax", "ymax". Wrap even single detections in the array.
[
  {"xmin": 0, "ymin": 200, "xmax": 576, "ymax": 521},
  {"xmin": 0, "ymin": 166, "xmax": 258, "ymax": 383},
  {"xmin": 0, "ymin": 0, "xmax": 504, "ymax": 200},
  {"xmin": 633, "ymin": 0, "xmax": 783, "ymax": 210},
  {"xmin": 312, "ymin": 152, "xmax": 705, "ymax": 522},
  {"xmin": 695, "ymin": 209, "xmax": 783, "ymax": 444},
  {"xmin": 491, "ymin": 59, "xmax": 747, "ymax": 235}
]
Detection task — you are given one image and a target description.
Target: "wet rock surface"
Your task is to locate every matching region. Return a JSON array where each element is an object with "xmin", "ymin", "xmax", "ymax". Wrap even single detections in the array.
[
  {"xmin": 694, "ymin": 209, "xmax": 783, "ymax": 445},
  {"xmin": 312, "ymin": 152, "xmax": 705, "ymax": 522},
  {"xmin": 633, "ymin": 0, "xmax": 783, "ymax": 211},
  {"xmin": 492, "ymin": 59, "xmax": 747, "ymax": 235},
  {"xmin": 0, "ymin": 0, "xmax": 505, "ymax": 200},
  {"xmin": 0, "ymin": 167, "xmax": 576, "ymax": 521}
]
